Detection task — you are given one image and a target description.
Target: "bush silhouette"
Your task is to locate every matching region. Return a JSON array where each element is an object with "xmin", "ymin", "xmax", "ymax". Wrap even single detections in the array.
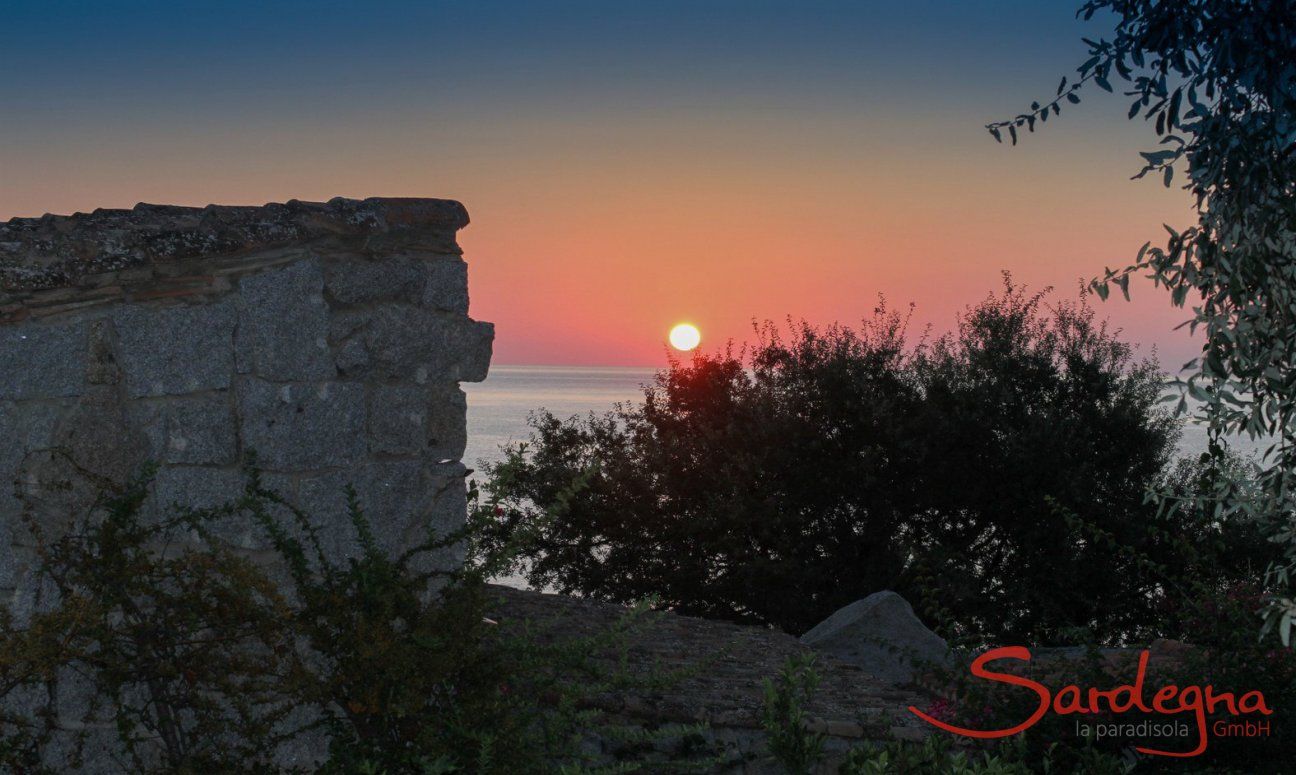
[{"xmin": 485, "ymin": 279, "xmax": 1273, "ymax": 644}]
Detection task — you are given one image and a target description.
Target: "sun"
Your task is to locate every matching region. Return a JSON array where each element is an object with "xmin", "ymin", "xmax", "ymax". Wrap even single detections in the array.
[{"xmin": 669, "ymin": 323, "xmax": 701, "ymax": 351}]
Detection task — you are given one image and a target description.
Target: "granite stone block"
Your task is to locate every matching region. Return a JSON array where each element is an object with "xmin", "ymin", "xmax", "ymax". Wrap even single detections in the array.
[
  {"xmin": 334, "ymin": 306, "xmax": 493, "ymax": 383},
  {"xmin": 0, "ymin": 322, "xmax": 87, "ymax": 400},
  {"xmin": 367, "ymin": 383, "xmax": 431, "ymax": 457},
  {"xmin": 324, "ymin": 254, "xmax": 426, "ymax": 305},
  {"xmin": 238, "ymin": 378, "xmax": 366, "ymax": 470},
  {"xmin": 236, "ymin": 259, "xmax": 334, "ymax": 381},
  {"xmin": 132, "ymin": 394, "xmax": 238, "ymax": 465},
  {"xmin": 113, "ymin": 301, "xmax": 236, "ymax": 397},
  {"xmin": 421, "ymin": 256, "xmax": 469, "ymax": 313},
  {"xmin": 296, "ymin": 460, "xmax": 466, "ymax": 564}
]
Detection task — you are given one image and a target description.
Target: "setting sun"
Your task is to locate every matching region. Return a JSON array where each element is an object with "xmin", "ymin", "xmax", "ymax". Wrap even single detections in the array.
[{"xmin": 669, "ymin": 323, "xmax": 701, "ymax": 351}]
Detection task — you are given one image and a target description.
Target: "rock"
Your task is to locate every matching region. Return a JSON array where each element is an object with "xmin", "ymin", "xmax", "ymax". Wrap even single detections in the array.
[
  {"xmin": 296, "ymin": 460, "xmax": 467, "ymax": 573},
  {"xmin": 323, "ymin": 254, "xmax": 427, "ymax": 305},
  {"xmin": 131, "ymin": 394, "xmax": 238, "ymax": 465},
  {"xmin": 799, "ymin": 591, "xmax": 950, "ymax": 685},
  {"xmin": 366, "ymin": 382, "xmax": 467, "ymax": 459},
  {"xmin": 237, "ymin": 377, "xmax": 367, "ymax": 470},
  {"xmin": 112, "ymin": 299, "xmax": 236, "ymax": 397},
  {"xmin": 0, "ymin": 197, "xmax": 469, "ymax": 293},
  {"xmin": 0, "ymin": 321, "xmax": 87, "ymax": 400},
  {"xmin": 330, "ymin": 305, "xmax": 492, "ymax": 383},
  {"xmin": 235, "ymin": 259, "xmax": 334, "ymax": 381},
  {"xmin": 421, "ymin": 256, "xmax": 470, "ymax": 313}
]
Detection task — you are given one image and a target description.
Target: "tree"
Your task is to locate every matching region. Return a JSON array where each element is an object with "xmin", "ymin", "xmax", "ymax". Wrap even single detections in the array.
[
  {"xmin": 488, "ymin": 304, "xmax": 924, "ymax": 636},
  {"xmin": 485, "ymin": 283, "xmax": 1268, "ymax": 643},
  {"xmin": 989, "ymin": 0, "xmax": 1296, "ymax": 645}
]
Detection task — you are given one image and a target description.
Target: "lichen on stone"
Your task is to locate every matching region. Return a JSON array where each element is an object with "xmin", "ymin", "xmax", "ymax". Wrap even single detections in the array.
[{"xmin": 0, "ymin": 197, "xmax": 470, "ymax": 294}]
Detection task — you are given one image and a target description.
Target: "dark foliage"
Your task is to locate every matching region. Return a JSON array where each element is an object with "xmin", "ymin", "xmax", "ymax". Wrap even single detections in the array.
[
  {"xmin": 910, "ymin": 578, "xmax": 1296, "ymax": 772},
  {"xmin": 0, "ymin": 465, "xmax": 685, "ymax": 774},
  {"xmin": 485, "ymin": 280, "xmax": 1275, "ymax": 644},
  {"xmin": 993, "ymin": 0, "xmax": 1296, "ymax": 644}
]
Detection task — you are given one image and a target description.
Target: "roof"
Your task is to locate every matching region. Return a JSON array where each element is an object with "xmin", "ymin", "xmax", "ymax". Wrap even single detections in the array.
[{"xmin": 0, "ymin": 197, "xmax": 469, "ymax": 293}]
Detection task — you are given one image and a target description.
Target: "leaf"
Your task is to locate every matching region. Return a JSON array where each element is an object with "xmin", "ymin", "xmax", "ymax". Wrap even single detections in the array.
[
  {"xmin": 1163, "ymin": 166, "xmax": 1173, "ymax": 187},
  {"xmin": 1188, "ymin": 87, "xmax": 1208, "ymax": 117},
  {"xmin": 1095, "ymin": 75, "xmax": 1112, "ymax": 92},
  {"xmin": 1057, "ymin": 76, "xmax": 1068, "ymax": 95},
  {"xmin": 1009, "ymin": 125, "xmax": 1017, "ymax": 145},
  {"xmin": 1067, "ymin": 93, "xmax": 1081, "ymax": 104},
  {"xmin": 1139, "ymin": 150, "xmax": 1176, "ymax": 164}
]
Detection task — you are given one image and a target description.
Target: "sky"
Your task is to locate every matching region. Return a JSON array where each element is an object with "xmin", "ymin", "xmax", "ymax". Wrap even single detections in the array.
[{"xmin": 1, "ymin": 0, "xmax": 1198, "ymax": 367}]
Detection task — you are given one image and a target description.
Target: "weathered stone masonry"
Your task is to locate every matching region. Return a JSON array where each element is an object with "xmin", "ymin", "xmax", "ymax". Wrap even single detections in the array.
[{"xmin": 0, "ymin": 197, "xmax": 494, "ymax": 616}]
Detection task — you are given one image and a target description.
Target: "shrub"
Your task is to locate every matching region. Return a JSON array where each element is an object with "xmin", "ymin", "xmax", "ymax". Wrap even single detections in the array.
[
  {"xmin": 483, "ymin": 279, "xmax": 1269, "ymax": 644},
  {"xmin": 1150, "ymin": 580, "xmax": 1296, "ymax": 771},
  {"xmin": 911, "ymin": 504, "xmax": 1295, "ymax": 774},
  {"xmin": 0, "ymin": 465, "xmax": 296, "ymax": 773},
  {"xmin": 0, "ymin": 464, "xmax": 685, "ymax": 774},
  {"xmin": 760, "ymin": 653, "xmax": 825, "ymax": 775},
  {"xmin": 759, "ymin": 654, "xmax": 1133, "ymax": 774},
  {"xmin": 838, "ymin": 735, "xmax": 1132, "ymax": 775}
]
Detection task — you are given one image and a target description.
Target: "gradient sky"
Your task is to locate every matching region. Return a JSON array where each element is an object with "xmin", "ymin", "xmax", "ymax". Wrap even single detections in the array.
[{"xmin": 1, "ymin": 1, "xmax": 1198, "ymax": 366}]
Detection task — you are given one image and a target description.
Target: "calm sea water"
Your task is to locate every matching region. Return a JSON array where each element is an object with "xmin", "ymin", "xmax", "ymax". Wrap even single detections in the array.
[
  {"xmin": 463, "ymin": 365, "xmax": 658, "ymax": 475},
  {"xmin": 464, "ymin": 366, "xmax": 1266, "ymax": 475}
]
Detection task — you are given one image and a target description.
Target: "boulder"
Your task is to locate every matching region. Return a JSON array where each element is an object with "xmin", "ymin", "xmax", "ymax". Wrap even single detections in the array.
[{"xmin": 800, "ymin": 591, "xmax": 950, "ymax": 685}]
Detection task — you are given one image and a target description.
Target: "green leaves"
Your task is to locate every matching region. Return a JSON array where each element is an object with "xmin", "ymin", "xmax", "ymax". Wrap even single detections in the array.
[
  {"xmin": 985, "ymin": 69, "xmax": 1096, "ymax": 145},
  {"xmin": 0, "ymin": 467, "xmax": 699, "ymax": 773},
  {"xmin": 992, "ymin": 0, "xmax": 1296, "ymax": 651},
  {"xmin": 761, "ymin": 653, "xmax": 825, "ymax": 775}
]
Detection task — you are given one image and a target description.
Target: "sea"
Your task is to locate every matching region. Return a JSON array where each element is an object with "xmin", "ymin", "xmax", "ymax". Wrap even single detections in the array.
[
  {"xmin": 463, "ymin": 365, "xmax": 659, "ymax": 476},
  {"xmin": 463, "ymin": 365, "xmax": 1266, "ymax": 475}
]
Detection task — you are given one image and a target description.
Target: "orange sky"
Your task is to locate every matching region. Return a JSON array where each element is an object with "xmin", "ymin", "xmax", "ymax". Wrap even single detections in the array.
[
  {"xmin": 455, "ymin": 110, "xmax": 1196, "ymax": 366},
  {"xmin": 0, "ymin": 2, "xmax": 1201, "ymax": 369}
]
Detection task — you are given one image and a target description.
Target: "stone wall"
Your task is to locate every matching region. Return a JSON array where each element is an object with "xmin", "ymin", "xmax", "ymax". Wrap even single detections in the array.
[{"xmin": 0, "ymin": 197, "xmax": 494, "ymax": 620}]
